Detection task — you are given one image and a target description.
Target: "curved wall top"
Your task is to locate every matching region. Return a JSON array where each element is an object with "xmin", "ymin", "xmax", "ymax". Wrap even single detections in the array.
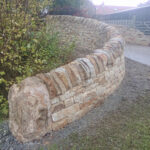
[{"xmin": 8, "ymin": 15, "xmax": 125, "ymax": 142}]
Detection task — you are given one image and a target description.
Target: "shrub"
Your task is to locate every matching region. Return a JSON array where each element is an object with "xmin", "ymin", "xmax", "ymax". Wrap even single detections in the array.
[{"xmin": 0, "ymin": 0, "xmax": 75, "ymax": 118}]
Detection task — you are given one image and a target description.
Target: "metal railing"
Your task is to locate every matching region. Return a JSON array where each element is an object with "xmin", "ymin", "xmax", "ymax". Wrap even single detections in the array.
[{"xmin": 101, "ymin": 19, "xmax": 150, "ymax": 35}]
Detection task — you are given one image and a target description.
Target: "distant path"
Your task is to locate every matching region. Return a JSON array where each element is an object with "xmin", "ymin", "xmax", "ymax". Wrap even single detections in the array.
[{"xmin": 125, "ymin": 44, "xmax": 150, "ymax": 66}]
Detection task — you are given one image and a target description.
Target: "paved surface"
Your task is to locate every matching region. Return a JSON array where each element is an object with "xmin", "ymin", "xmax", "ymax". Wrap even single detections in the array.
[{"xmin": 125, "ymin": 44, "xmax": 150, "ymax": 66}]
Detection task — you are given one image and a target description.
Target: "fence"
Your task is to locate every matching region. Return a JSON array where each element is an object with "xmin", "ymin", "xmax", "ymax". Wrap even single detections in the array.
[
  {"xmin": 102, "ymin": 20, "xmax": 150, "ymax": 35},
  {"xmin": 95, "ymin": 6, "xmax": 150, "ymax": 35}
]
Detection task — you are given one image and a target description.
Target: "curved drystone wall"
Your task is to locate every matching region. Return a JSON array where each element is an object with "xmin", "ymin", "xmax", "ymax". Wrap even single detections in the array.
[
  {"xmin": 47, "ymin": 15, "xmax": 109, "ymax": 58},
  {"xmin": 8, "ymin": 15, "xmax": 125, "ymax": 143},
  {"xmin": 115, "ymin": 25, "xmax": 150, "ymax": 46}
]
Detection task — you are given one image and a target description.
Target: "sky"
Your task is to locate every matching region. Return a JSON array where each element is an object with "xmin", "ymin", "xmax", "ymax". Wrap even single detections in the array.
[{"xmin": 91, "ymin": 0, "xmax": 148, "ymax": 6}]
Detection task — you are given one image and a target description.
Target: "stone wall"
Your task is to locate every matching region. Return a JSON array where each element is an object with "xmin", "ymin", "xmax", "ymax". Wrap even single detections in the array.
[
  {"xmin": 46, "ymin": 15, "xmax": 108, "ymax": 57},
  {"xmin": 8, "ymin": 15, "xmax": 125, "ymax": 142},
  {"xmin": 115, "ymin": 25, "xmax": 150, "ymax": 46}
]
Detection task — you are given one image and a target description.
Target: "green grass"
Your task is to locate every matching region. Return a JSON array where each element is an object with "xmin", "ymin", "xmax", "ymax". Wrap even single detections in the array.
[
  {"xmin": 0, "ymin": 116, "xmax": 6, "ymax": 124},
  {"xmin": 46, "ymin": 93, "xmax": 150, "ymax": 150}
]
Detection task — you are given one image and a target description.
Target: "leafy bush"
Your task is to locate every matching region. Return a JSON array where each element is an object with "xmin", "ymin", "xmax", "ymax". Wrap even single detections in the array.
[{"xmin": 0, "ymin": 0, "xmax": 75, "ymax": 118}]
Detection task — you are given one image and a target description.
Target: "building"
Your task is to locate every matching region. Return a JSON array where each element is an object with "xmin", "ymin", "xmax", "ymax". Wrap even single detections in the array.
[{"xmin": 96, "ymin": 4, "xmax": 135, "ymax": 15}]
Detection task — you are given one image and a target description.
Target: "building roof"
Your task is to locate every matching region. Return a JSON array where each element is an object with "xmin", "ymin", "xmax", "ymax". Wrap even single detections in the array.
[{"xmin": 96, "ymin": 4, "xmax": 136, "ymax": 15}]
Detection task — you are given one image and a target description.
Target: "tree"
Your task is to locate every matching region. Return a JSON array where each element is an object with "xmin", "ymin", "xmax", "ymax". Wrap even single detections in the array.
[
  {"xmin": 53, "ymin": 0, "xmax": 82, "ymax": 9},
  {"xmin": 48, "ymin": 0, "xmax": 95, "ymax": 17},
  {"xmin": 48, "ymin": 0, "xmax": 82, "ymax": 15}
]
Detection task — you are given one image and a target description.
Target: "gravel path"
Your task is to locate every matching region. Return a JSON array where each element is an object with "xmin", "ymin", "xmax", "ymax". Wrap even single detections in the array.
[{"xmin": 0, "ymin": 58, "xmax": 150, "ymax": 150}]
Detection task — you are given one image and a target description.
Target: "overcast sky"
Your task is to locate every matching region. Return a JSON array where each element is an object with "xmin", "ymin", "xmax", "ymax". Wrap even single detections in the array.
[{"xmin": 91, "ymin": 0, "xmax": 148, "ymax": 6}]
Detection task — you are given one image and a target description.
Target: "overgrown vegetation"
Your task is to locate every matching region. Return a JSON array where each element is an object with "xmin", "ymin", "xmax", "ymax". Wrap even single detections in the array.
[
  {"xmin": 46, "ymin": 93, "xmax": 150, "ymax": 150},
  {"xmin": 0, "ymin": 0, "xmax": 75, "ymax": 118}
]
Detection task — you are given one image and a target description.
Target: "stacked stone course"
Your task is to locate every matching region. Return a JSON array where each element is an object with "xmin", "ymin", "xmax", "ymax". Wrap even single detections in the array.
[{"xmin": 8, "ymin": 15, "xmax": 125, "ymax": 142}]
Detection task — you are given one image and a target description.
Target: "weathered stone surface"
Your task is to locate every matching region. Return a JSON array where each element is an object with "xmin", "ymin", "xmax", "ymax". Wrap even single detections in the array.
[
  {"xmin": 8, "ymin": 15, "xmax": 125, "ymax": 143},
  {"xmin": 37, "ymin": 73, "xmax": 57, "ymax": 99},
  {"xmin": 86, "ymin": 55, "xmax": 100, "ymax": 75},
  {"xmin": 64, "ymin": 65, "xmax": 78, "ymax": 87},
  {"xmin": 64, "ymin": 97, "xmax": 74, "ymax": 107},
  {"xmin": 52, "ymin": 117, "xmax": 68, "ymax": 131},
  {"xmin": 115, "ymin": 25, "xmax": 150, "ymax": 46},
  {"xmin": 51, "ymin": 102, "xmax": 65, "ymax": 114},
  {"xmin": 52, "ymin": 104, "xmax": 80, "ymax": 122},
  {"xmin": 8, "ymin": 77, "xmax": 51, "ymax": 142}
]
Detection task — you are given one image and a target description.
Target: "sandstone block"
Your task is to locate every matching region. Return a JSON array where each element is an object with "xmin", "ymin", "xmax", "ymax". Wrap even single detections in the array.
[
  {"xmin": 8, "ymin": 77, "xmax": 51, "ymax": 142},
  {"xmin": 52, "ymin": 118, "xmax": 68, "ymax": 131},
  {"xmin": 52, "ymin": 104, "xmax": 80, "ymax": 122}
]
